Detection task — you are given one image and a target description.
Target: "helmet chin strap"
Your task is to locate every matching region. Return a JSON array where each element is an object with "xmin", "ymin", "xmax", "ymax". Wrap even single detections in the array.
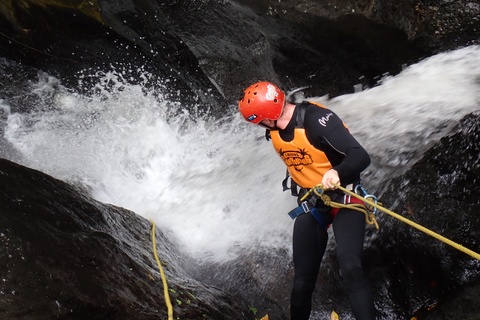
[{"xmin": 258, "ymin": 120, "xmax": 277, "ymax": 130}]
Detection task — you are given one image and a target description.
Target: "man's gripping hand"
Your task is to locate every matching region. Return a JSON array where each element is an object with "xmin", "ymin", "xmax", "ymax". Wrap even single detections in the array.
[{"xmin": 322, "ymin": 169, "xmax": 340, "ymax": 189}]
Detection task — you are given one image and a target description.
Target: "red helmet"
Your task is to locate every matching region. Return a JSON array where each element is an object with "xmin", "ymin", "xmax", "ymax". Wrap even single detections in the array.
[{"xmin": 238, "ymin": 82, "xmax": 285, "ymax": 124}]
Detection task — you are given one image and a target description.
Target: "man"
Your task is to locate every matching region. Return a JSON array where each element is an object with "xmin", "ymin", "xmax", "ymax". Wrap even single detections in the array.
[{"xmin": 238, "ymin": 81, "xmax": 376, "ymax": 320}]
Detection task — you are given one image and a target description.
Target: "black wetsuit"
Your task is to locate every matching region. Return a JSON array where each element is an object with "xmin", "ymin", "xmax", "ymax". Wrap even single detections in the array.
[{"xmin": 278, "ymin": 102, "xmax": 375, "ymax": 320}]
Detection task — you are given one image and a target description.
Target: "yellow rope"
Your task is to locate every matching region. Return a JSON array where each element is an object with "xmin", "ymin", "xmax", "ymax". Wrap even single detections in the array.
[
  {"xmin": 150, "ymin": 219, "xmax": 174, "ymax": 320},
  {"xmin": 328, "ymin": 183, "xmax": 480, "ymax": 261}
]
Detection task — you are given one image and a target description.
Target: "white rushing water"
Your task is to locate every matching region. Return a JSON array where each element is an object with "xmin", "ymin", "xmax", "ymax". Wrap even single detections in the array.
[{"xmin": 2, "ymin": 45, "xmax": 480, "ymax": 263}]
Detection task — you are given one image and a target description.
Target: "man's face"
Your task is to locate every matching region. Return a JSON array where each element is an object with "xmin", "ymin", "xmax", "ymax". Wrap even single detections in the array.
[{"xmin": 258, "ymin": 100, "xmax": 286, "ymax": 129}]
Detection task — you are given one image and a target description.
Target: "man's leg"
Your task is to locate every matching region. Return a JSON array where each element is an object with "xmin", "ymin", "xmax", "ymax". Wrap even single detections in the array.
[
  {"xmin": 291, "ymin": 213, "xmax": 328, "ymax": 320},
  {"xmin": 333, "ymin": 209, "xmax": 375, "ymax": 320}
]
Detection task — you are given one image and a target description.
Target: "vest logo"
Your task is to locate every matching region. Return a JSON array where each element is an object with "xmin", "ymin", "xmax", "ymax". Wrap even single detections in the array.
[
  {"xmin": 318, "ymin": 112, "xmax": 333, "ymax": 127},
  {"xmin": 278, "ymin": 148, "xmax": 313, "ymax": 171}
]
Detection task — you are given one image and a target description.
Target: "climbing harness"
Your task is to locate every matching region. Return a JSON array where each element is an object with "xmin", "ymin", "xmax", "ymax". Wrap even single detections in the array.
[
  {"xmin": 287, "ymin": 182, "xmax": 380, "ymax": 229},
  {"xmin": 150, "ymin": 219, "xmax": 174, "ymax": 320},
  {"xmin": 331, "ymin": 183, "xmax": 480, "ymax": 261},
  {"xmin": 289, "ymin": 182, "xmax": 480, "ymax": 261}
]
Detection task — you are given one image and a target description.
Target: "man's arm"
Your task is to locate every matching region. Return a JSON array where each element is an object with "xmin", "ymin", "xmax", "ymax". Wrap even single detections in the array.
[{"xmin": 304, "ymin": 104, "xmax": 371, "ymax": 185}]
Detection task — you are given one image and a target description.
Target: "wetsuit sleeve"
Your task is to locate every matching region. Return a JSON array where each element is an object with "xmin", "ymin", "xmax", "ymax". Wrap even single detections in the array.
[{"xmin": 303, "ymin": 104, "xmax": 370, "ymax": 184}]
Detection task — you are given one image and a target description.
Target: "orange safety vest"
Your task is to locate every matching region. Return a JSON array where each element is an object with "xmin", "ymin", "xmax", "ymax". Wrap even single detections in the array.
[
  {"xmin": 270, "ymin": 101, "xmax": 348, "ymax": 189},
  {"xmin": 271, "ymin": 128, "xmax": 331, "ymax": 189}
]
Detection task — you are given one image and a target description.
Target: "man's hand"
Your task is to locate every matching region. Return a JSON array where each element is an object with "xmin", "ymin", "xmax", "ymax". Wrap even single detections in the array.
[{"xmin": 322, "ymin": 169, "xmax": 340, "ymax": 189}]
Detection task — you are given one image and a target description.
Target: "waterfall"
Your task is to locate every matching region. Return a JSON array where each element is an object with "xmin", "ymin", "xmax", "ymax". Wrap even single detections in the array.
[{"xmin": 2, "ymin": 45, "xmax": 479, "ymax": 264}]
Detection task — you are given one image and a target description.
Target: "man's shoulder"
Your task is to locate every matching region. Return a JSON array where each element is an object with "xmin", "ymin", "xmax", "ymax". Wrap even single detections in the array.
[
  {"xmin": 300, "ymin": 101, "xmax": 331, "ymax": 114},
  {"xmin": 301, "ymin": 101, "xmax": 341, "ymax": 129},
  {"xmin": 301, "ymin": 101, "xmax": 334, "ymax": 117}
]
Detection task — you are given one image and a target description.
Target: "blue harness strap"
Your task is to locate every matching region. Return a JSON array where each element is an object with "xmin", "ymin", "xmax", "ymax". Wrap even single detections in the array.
[
  {"xmin": 287, "ymin": 201, "xmax": 311, "ymax": 219},
  {"xmin": 287, "ymin": 201, "xmax": 330, "ymax": 229},
  {"xmin": 310, "ymin": 207, "xmax": 329, "ymax": 229}
]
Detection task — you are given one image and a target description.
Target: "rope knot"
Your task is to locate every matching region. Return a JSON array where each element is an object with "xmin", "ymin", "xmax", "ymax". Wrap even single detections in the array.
[{"xmin": 319, "ymin": 194, "xmax": 333, "ymax": 206}]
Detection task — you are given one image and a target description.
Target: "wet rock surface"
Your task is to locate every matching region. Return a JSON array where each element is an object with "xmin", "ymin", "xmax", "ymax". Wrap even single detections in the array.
[
  {"xmin": 0, "ymin": 0, "xmax": 224, "ymax": 111},
  {"xmin": 0, "ymin": 158, "xmax": 250, "ymax": 319},
  {"xmin": 367, "ymin": 112, "xmax": 480, "ymax": 319},
  {"xmin": 1, "ymin": 0, "xmax": 479, "ymax": 107}
]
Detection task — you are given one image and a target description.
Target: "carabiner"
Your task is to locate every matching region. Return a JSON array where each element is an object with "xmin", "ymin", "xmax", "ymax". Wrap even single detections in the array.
[
  {"xmin": 355, "ymin": 184, "xmax": 378, "ymax": 215},
  {"xmin": 364, "ymin": 194, "xmax": 378, "ymax": 215}
]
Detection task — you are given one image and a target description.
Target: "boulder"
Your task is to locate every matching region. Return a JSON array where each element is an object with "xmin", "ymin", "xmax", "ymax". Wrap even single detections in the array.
[{"xmin": 0, "ymin": 158, "xmax": 250, "ymax": 319}]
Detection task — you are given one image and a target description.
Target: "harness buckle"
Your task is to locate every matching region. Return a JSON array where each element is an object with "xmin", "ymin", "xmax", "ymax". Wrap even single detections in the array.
[
  {"xmin": 287, "ymin": 201, "xmax": 312, "ymax": 220},
  {"xmin": 344, "ymin": 194, "xmax": 351, "ymax": 204},
  {"xmin": 301, "ymin": 201, "xmax": 310, "ymax": 213}
]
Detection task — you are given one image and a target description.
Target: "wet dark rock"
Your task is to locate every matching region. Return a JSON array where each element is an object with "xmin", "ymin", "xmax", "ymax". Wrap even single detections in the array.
[
  {"xmin": 187, "ymin": 249, "xmax": 294, "ymax": 320},
  {"xmin": 1, "ymin": 0, "xmax": 479, "ymax": 110},
  {"xmin": 0, "ymin": 158, "xmax": 250, "ymax": 320},
  {"xmin": 365, "ymin": 112, "xmax": 480, "ymax": 319},
  {"xmin": 235, "ymin": 0, "xmax": 480, "ymax": 50},
  {"xmin": 158, "ymin": 0, "xmax": 427, "ymax": 107},
  {"xmin": 0, "ymin": 0, "xmax": 224, "ymax": 112}
]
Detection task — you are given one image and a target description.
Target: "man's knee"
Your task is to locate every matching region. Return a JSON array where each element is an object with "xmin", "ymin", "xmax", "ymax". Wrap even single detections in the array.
[
  {"xmin": 338, "ymin": 252, "xmax": 367, "ymax": 290},
  {"xmin": 291, "ymin": 274, "xmax": 316, "ymax": 304}
]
